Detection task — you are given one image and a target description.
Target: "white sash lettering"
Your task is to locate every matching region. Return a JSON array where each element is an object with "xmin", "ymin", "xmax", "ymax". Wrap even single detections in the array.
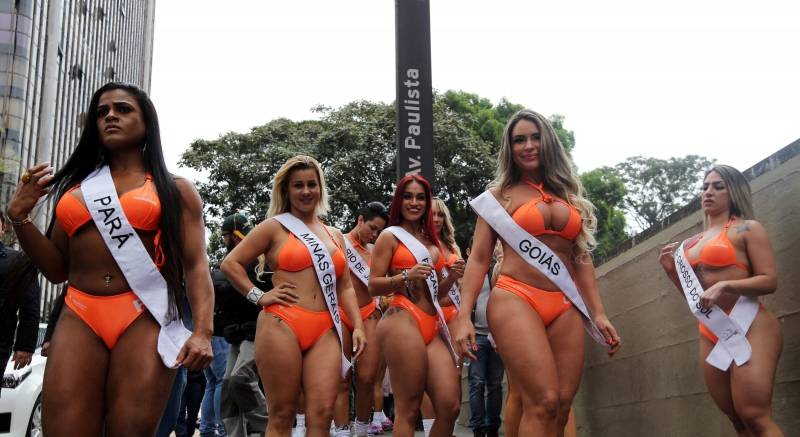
[
  {"xmin": 674, "ymin": 243, "xmax": 757, "ymax": 370},
  {"xmin": 385, "ymin": 226, "xmax": 458, "ymax": 364},
  {"xmin": 81, "ymin": 166, "xmax": 190, "ymax": 368},
  {"xmin": 344, "ymin": 237, "xmax": 371, "ymax": 287},
  {"xmin": 274, "ymin": 213, "xmax": 351, "ymax": 377},
  {"xmin": 470, "ymin": 191, "xmax": 607, "ymax": 346}
]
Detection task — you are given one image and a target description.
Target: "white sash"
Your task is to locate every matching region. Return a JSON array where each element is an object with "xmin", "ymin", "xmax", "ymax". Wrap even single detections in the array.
[
  {"xmin": 81, "ymin": 166, "xmax": 191, "ymax": 368},
  {"xmin": 385, "ymin": 226, "xmax": 459, "ymax": 364},
  {"xmin": 673, "ymin": 243, "xmax": 758, "ymax": 370},
  {"xmin": 273, "ymin": 213, "xmax": 351, "ymax": 377},
  {"xmin": 344, "ymin": 237, "xmax": 371, "ymax": 287},
  {"xmin": 470, "ymin": 191, "xmax": 607, "ymax": 346},
  {"xmin": 440, "ymin": 268, "xmax": 462, "ymax": 310}
]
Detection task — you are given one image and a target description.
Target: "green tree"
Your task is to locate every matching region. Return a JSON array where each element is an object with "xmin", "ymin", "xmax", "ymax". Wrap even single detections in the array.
[
  {"xmin": 181, "ymin": 91, "xmax": 626, "ymax": 257},
  {"xmin": 614, "ymin": 155, "xmax": 715, "ymax": 230},
  {"xmin": 580, "ymin": 168, "xmax": 628, "ymax": 259},
  {"xmin": 180, "ymin": 94, "xmax": 499, "ymax": 252}
]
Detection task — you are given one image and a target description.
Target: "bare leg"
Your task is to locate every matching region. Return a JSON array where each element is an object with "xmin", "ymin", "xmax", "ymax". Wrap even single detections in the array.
[
  {"xmin": 303, "ymin": 330, "xmax": 344, "ymax": 437},
  {"xmin": 425, "ymin": 336, "xmax": 461, "ymax": 437},
  {"xmin": 730, "ymin": 310, "xmax": 784, "ymax": 437},
  {"xmin": 545, "ymin": 308, "xmax": 584, "ymax": 437},
  {"xmin": 489, "ymin": 289, "xmax": 559, "ymax": 436},
  {"xmin": 504, "ymin": 373, "xmax": 522, "ymax": 437},
  {"xmin": 353, "ymin": 314, "xmax": 382, "ymax": 423},
  {"xmin": 333, "ymin": 327, "xmax": 353, "ymax": 428},
  {"xmin": 377, "ymin": 308, "xmax": 427, "ymax": 437},
  {"xmin": 256, "ymin": 312, "xmax": 303, "ymax": 437},
  {"xmin": 106, "ymin": 313, "xmax": 176, "ymax": 436},
  {"xmin": 41, "ymin": 307, "xmax": 108, "ymax": 437}
]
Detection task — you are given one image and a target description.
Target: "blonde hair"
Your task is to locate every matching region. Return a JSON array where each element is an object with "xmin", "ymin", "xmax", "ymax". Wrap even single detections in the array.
[
  {"xmin": 704, "ymin": 165, "xmax": 754, "ymax": 222},
  {"xmin": 490, "ymin": 109, "xmax": 597, "ymax": 257},
  {"xmin": 266, "ymin": 155, "xmax": 329, "ymax": 219},
  {"xmin": 257, "ymin": 155, "xmax": 329, "ymax": 278},
  {"xmin": 432, "ymin": 197, "xmax": 461, "ymax": 257}
]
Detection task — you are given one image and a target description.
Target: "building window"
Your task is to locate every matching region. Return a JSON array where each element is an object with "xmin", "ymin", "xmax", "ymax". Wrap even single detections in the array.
[
  {"xmin": 96, "ymin": 6, "xmax": 106, "ymax": 20},
  {"xmin": 104, "ymin": 66, "xmax": 115, "ymax": 80},
  {"xmin": 108, "ymin": 40, "xmax": 116, "ymax": 52},
  {"xmin": 69, "ymin": 64, "xmax": 83, "ymax": 80}
]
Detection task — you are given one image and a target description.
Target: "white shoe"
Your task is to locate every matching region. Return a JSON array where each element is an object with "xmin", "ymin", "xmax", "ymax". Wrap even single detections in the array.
[{"xmin": 291, "ymin": 426, "xmax": 306, "ymax": 437}]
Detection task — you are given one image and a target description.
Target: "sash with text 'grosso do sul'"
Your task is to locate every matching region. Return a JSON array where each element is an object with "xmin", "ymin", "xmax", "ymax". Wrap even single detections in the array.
[{"xmin": 674, "ymin": 243, "xmax": 758, "ymax": 370}]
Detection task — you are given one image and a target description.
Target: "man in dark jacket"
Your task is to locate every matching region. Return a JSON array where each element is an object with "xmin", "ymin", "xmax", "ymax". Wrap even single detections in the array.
[
  {"xmin": 216, "ymin": 213, "xmax": 270, "ymax": 437},
  {"xmin": 0, "ymin": 214, "xmax": 41, "ymax": 377}
]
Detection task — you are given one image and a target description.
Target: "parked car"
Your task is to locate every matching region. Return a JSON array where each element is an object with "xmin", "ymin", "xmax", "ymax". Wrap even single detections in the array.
[{"xmin": 0, "ymin": 324, "xmax": 46, "ymax": 437}]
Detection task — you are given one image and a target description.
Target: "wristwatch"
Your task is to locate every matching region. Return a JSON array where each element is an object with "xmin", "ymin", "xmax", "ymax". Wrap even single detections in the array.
[{"xmin": 246, "ymin": 286, "xmax": 265, "ymax": 305}]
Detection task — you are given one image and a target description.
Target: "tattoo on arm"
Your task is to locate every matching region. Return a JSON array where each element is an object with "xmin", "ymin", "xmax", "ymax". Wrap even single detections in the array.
[{"xmin": 736, "ymin": 222, "xmax": 751, "ymax": 233}]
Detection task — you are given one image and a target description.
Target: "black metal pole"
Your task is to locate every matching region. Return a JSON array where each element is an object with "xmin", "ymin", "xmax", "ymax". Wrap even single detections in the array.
[{"xmin": 395, "ymin": 0, "xmax": 434, "ymax": 187}]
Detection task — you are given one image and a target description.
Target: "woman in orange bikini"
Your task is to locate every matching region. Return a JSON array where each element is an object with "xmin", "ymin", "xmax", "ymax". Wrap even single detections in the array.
[
  {"xmin": 6, "ymin": 82, "xmax": 214, "ymax": 436},
  {"xmin": 369, "ymin": 175, "xmax": 461, "ymax": 437},
  {"xmin": 659, "ymin": 165, "xmax": 783, "ymax": 436},
  {"xmin": 221, "ymin": 155, "xmax": 367, "ymax": 437},
  {"xmin": 453, "ymin": 109, "xmax": 621, "ymax": 436},
  {"xmin": 419, "ymin": 197, "xmax": 465, "ymax": 436},
  {"xmin": 332, "ymin": 201, "xmax": 388, "ymax": 437}
]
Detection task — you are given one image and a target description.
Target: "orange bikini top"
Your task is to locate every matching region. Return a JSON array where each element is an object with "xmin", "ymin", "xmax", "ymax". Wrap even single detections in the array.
[
  {"xmin": 510, "ymin": 180, "xmax": 582, "ymax": 241},
  {"xmin": 276, "ymin": 227, "xmax": 347, "ymax": 278},
  {"xmin": 55, "ymin": 176, "xmax": 164, "ymax": 267},
  {"xmin": 444, "ymin": 252, "xmax": 459, "ymax": 268},
  {"xmin": 390, "ymin": 241, "xmax": 446, "ymax": 271},
  {"xmin": 685, "ymin": 218, "xmax": 749, "ymax": 272}
]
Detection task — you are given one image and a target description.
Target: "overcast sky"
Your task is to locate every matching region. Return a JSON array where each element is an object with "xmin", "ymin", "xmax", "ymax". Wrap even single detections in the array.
[{"xmin": 151, "ymin": 0, "xmax": 800, "ymax": 180}]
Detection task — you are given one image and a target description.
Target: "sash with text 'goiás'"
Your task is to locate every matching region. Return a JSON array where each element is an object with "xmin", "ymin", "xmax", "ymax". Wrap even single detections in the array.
[
  {"xmin": 274, "ymin": 213, "xmax": 351, "ymax": 377},
  {"xmin": 81, "ymin": 166, "xmax": 191, "ymax": 368},
  {"xmin": 470, "ymin": 190, "xmax": 607, "ymax": 346},
  {"xmin": 673, "ymin": 243, "xmax": 758, "ymax": 370},
  {"xmin": 385, "ymin": 226, "xmax": 459, "ymax": 365}
]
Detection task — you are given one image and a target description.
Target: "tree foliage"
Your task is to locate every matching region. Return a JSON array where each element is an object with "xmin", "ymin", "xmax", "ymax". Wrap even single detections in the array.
[
  {"xmin": 614, "ymin": 155, "xmax": 715, "ymax": 230},
  {"xmin": 181, "ymin": 91, "xmax": 632, "ymax": 260},
  {"xmin": 180, "ymin": 94, "xmax": 499, "ymax": 253},
  {"xmin": 580, "ymin": 169, "xmax": 627, "ymax": 258}
]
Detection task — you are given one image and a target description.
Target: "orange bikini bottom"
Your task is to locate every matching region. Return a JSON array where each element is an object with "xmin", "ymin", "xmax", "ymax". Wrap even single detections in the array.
[
  {"xmin": 495, "ymin": 275, "xmax": 572, "ymax": 327},
  {"xmin": 699, "ymin": 303, "xmax": 764, "ymax": 344},
  {"xmin": 441, "ymin": 304, "xmax": 458, "ymax": 324},
  {"xmin": 341, "ymin": 299, "xmax": 379, "ymax": 332},
  {"xmin": 389, "ymin": 294, "xmax": 438, "ymax": 345},
  {"xmin": 64, "ymin": 285, "xmax": 145, "ymax": 349},
  {"xmin": 264, "ymin": 304, "xmax": 334, "ymax": 351}
]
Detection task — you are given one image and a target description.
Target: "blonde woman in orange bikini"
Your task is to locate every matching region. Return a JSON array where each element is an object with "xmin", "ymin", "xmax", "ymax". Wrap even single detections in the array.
[
  {"xmin": 221, "ymin": 155, "xmax": 366, "ymax": 437},
  {"xmin": 419, "ymin": 197, "xmax": 465, "ymax": 436},
  {"xmin": 659, "ymin": 165, "xmax": 783, "ymax": 437},
  {"xmin": 454, "ymin": 109, "xmax": 621, "ymax": 437}
]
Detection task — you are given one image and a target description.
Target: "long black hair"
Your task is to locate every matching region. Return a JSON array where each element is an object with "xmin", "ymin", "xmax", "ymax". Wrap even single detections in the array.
[{"xmin": 46, "ymin": 82, "xmax": 185, "ymax": 319}]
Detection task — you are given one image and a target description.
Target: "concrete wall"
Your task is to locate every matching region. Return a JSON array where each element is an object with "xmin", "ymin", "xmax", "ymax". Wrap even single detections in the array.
[{"xmin": 573, "ymin": 140, "xmax": 800, "ymax": 436}]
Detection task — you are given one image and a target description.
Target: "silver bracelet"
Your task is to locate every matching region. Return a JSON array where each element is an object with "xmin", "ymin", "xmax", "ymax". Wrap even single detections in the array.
[{"xmin": 6, "ymin": 213, "xmax": 32, "ymax": 227}]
